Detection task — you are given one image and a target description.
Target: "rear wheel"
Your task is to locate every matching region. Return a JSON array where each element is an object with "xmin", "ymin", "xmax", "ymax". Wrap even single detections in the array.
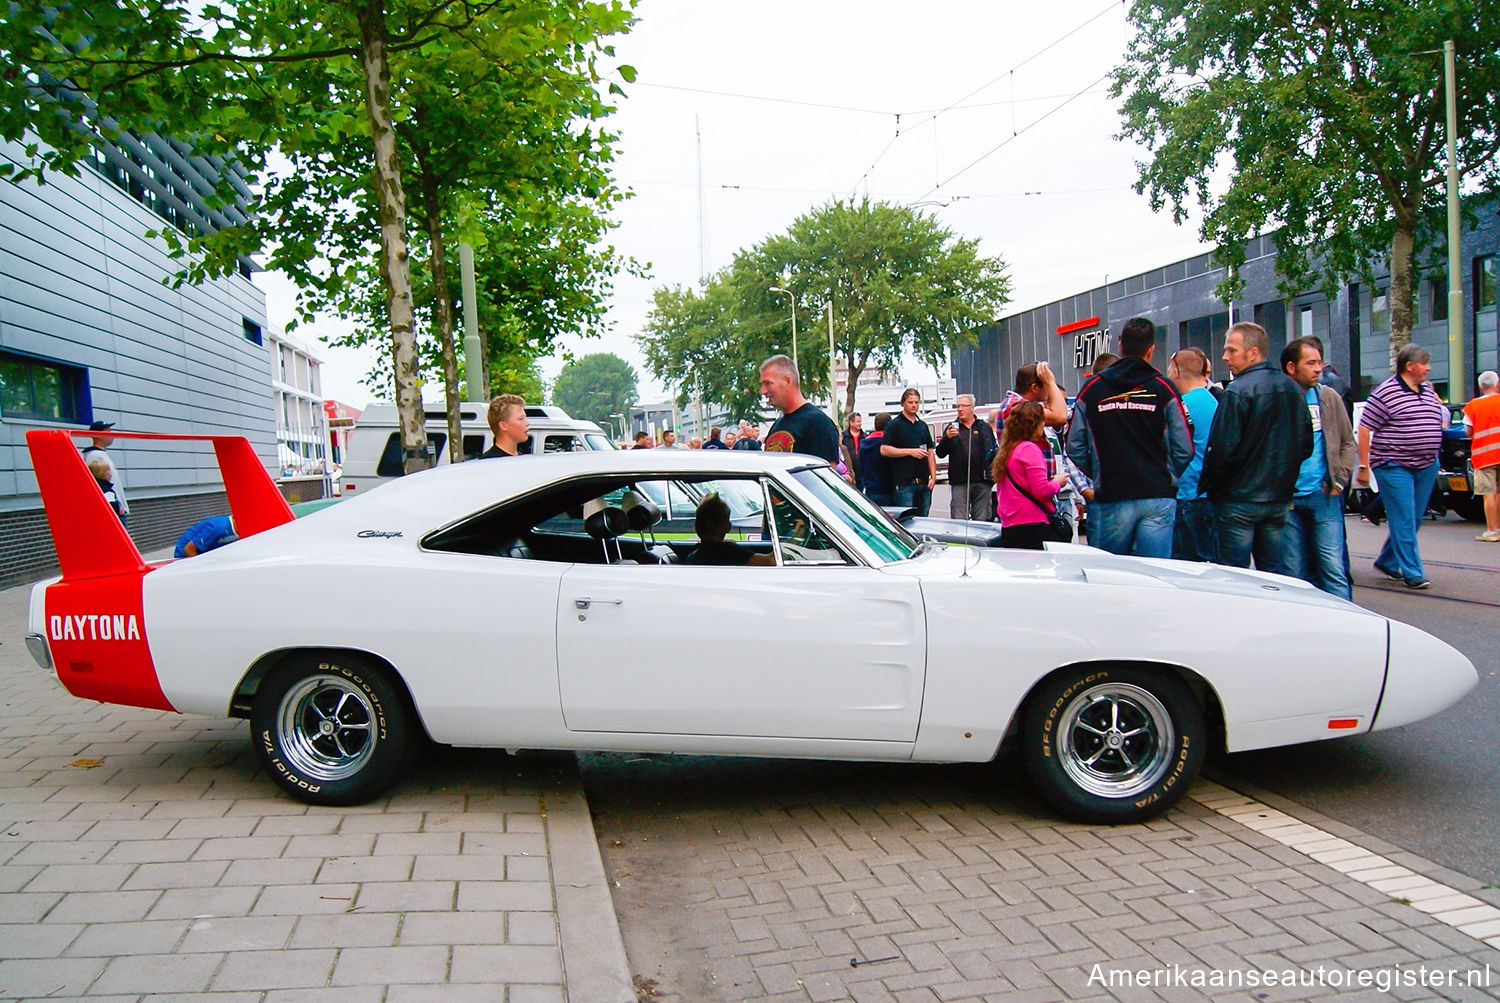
[
  {"xmin": 1023, "ymin": 666, "xmax": 1205, "ymax": 824},
  {"xmin": 251, "ymin": 654, "xmax": 412, "ymax": 806}
]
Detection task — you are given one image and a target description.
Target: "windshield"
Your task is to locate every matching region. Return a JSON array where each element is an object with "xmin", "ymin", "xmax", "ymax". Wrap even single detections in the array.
[
  {"xmin": 585, "ymin": 433, "xmax": 616, "ymax": 450},
  {"xmin": 791, "ymin": 467, "xmax": 920, "ymax": 564}
]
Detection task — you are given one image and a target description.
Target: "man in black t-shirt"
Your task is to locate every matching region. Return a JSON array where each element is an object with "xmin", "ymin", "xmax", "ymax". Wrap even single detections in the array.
[
  {"xmin": 759, "ymin": 355, "xmax": 839, "ymax": 463},
  {"xmin": 479, "ymin": 394, "xmax": 529, "ymax": 458},
  {"xmin": 881, "ymin": 387, "xmax": 936, "ymax": 516}
]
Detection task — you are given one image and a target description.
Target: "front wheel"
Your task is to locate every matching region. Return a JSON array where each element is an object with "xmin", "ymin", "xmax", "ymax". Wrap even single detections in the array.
[
  {"xmin": 1023, "ymin": 666, "xmax": 1205, "ymax": 824},
  {"xmin": 251, "ymin": 654, "xmax": 413, "ymax": 806}
]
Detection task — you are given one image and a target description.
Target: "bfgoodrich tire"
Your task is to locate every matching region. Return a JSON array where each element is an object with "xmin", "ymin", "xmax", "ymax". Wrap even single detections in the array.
[
  {"xmin": 251, "ymin": 654, "xmax": 413, "ymax": 806},
  {"xmin": 1023, "ymin": 665, "xmax": 1205, "ymax": 824}
]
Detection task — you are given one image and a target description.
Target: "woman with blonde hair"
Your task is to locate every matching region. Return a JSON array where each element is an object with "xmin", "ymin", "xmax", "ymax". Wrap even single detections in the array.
[{"xmin": 991, "ymin": 401, "xmax": 1070, "ymax": 550}]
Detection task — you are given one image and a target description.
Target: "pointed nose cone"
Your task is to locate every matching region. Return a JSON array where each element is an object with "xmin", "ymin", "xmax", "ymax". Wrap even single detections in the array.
[{"xmin": 1372, "ymin": 619, "xmax": 1478, "ymax": 731}]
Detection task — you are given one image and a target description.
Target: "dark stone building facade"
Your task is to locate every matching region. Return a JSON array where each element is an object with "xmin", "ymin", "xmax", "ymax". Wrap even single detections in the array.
[{"xmin": 956, "ymin": 204, "xmax": 1500, "ymax": 407}]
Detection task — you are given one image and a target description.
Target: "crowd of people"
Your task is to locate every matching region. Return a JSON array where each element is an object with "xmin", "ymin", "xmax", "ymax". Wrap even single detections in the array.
[{"xmin": 84, "ymin": 337, "xmax": 1496, "ymax": 595}]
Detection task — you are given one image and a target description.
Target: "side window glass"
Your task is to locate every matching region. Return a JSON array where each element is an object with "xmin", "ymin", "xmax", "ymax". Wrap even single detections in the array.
[
  {"xmin": 545, "ymin": 435, "xmax": 581, "ymax": 453},
  {"xmin": 463, "ymin": 435, "xmax": 485, "ymax": 460},
  {"xmin": 765, "ymin": 483, "xmax": 848, "ymax": 565},
  {"xmin": 376, "ymin": 433, "xmax": 404, "ymax": 477},
  {"xmin": 377, "ymin": 432, "xmax": 445, "ymax": 477}
]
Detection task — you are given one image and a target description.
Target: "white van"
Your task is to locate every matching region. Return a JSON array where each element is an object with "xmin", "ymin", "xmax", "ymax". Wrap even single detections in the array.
[{"xmin": 341, "ymin": 402, "xmax": 614, "ymax": 495}]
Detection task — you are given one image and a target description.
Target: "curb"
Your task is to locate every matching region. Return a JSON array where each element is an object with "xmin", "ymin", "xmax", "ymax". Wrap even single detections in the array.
[{"xmin": 542, "ymin": 752, "xmax": 636, "ymax": 1003}]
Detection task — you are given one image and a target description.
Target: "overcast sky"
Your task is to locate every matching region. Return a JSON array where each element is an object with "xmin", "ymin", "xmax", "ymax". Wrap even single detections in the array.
[{"xmin": 261, "ymin": 0, "xmax": 1215, "ymax": 408}]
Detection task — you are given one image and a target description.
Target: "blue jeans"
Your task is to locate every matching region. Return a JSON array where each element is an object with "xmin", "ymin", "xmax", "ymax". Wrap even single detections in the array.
[
  {"xmin": 894, "ymin": 483, "xmax": 932, "ymax": 517},
  {"xmin": 1214, "ymin": 500, "xmax": 1291, "ymax": 574},
  {"xmin": 1171, "ymin": 497, "xmax": 1217, "ymax": 562},
  {"xmin": 1285, "ymin": 490, "xmax": 1352, "ymax": 599},
  {"xmin": 1373, "ymin": 460, "xmax": 1440, "ymax": 581},
  {"xmin": 1090, "ymin": 497, "xmax": 1176, "ymax": 558}
]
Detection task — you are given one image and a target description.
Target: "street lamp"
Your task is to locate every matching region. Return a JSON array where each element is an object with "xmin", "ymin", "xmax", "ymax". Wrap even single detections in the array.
[{"xmin": 768, "ymin": 286, "xmax": 798, "ymax": 373}]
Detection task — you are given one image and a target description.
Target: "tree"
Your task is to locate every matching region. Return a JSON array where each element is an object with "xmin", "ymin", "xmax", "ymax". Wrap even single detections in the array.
[
  {"xmin": 1, "ymin": 0, "xmax": 633, "ymax": 471},
  {"xmin": 639, "ymin": 276, "xmax": 777, "ymax": 421},
  {"xmin": 552, "ymin": 353, "xmax": 638, "ymax": 430},
  {"xmin": 638, "ymin": 200, "xmax": 1010, "ymax": 418},
  {"xmin": 1114, "ymin": 0, "xmax": 1500, "ymax": 357}
]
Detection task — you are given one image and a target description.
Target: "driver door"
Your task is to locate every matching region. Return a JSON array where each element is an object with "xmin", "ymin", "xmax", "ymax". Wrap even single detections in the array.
[{"xmin": 555, "ymin": 479, "xmax": 926, "ymax": 744}]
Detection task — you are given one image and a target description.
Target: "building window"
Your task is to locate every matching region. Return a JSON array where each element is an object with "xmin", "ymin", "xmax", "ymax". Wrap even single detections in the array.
[
  {"xmin": 243, "ymin": 318, "xmax": 263, "ymax": 345},
  {"xmin": 1429, "ymin": 277, "xmax": 1447, "ymax": 322},
  {"xmin": 0, "ymin": 351, "xmax": 89, "ymax": 423},
  {"xmin": 1477, "ymin": 256, "xmax": 1498, "ymax": 376},
  {"xmin": 1299, "ymin": 305, "xmax": 1315, "ymax": 337},
  {"xmin": 1371, "ymin": 288, "xmax": 1388, "ymax": 333}
]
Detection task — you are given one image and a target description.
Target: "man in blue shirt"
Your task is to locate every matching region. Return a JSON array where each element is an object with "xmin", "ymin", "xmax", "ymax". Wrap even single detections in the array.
[
  {"xmin": 1167, "ymin": 349, "xmax": 1219, "ymax": 561},
  {"xmin": 1281, "ymin": 338, "xmax": 1356, "ymax": 598}
]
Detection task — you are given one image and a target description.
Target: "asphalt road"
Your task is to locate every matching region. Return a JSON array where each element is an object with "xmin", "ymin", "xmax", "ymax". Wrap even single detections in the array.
[{"xmin": 1209, "ymin": 512, "xmax": 1499, "ymax": 887}]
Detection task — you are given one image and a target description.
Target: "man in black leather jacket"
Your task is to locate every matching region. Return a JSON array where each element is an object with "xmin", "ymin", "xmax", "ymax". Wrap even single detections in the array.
[{"xmin": 1199, "ymin": 322, "xmax": 1313, "ymax": 573}]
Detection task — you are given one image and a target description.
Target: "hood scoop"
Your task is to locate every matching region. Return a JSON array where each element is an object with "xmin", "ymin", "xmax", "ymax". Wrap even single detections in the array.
[{"xmin": 1081, "ymin": 566, "xmax": 1174, "ymax": 589}]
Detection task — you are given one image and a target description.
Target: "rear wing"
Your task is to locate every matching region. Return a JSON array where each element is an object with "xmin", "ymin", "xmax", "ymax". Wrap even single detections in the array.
[{"xmin": 26, "ymin": 429, "xmax": 295, "ymax": 582}]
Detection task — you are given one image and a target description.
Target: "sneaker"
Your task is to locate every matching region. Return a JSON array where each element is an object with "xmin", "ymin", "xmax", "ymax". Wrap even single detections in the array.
[
  {"xmin": 1403, "ymin": 577, "xmax": 1431, "ymax": 590},
  {"xmin": 1373, "ymin": 564, "xmax": 1402, "ymax": 581},
  {"xmin": 1477, "ymin": 529, "xmax": 1500, "ymax": 542}
]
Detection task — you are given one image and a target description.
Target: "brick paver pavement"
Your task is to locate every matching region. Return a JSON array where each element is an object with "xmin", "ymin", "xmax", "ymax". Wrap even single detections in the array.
[
  {"xmin": 583, "ymin": 753, "xmax": 1500, "ymax": 1002},
  {"xmin": 0, "ymin": 579, "xmax": 632, "ymax": 1003}
]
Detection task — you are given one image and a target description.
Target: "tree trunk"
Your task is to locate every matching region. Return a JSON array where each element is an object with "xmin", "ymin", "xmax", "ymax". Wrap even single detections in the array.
[
  {"xmin": 355, "ymin": 0, "xmax": 426, "ymax": 473},
  {"xmin": 1387, "ymin": 207, "xmax": 1417, "ymax": 363},
  {"xmin": 844, "ymin": 348, "xmax": 869, "ymax": 418},
  {"xmin": 418, "ymin": 167, "xmax": 463, "ymax": 464}
]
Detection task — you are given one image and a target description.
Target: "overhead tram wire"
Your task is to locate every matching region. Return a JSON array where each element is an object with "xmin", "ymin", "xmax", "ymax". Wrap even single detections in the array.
[
  {"xmin": 846, "ymin": 0, "xmax": 1126, "ymax": 196},
  {"xmin": 622, "ymin": 178, "xmax": 1131, "ymax": 199},
  {"xmin": 915, "ymin": 68, "xmax": 1115, "ymax": 203}
]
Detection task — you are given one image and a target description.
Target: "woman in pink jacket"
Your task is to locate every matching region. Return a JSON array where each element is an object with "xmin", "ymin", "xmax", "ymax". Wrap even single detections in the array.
[{"xmin": 991, "ymin": 402, "xmax": 1070, "ymax": 550}]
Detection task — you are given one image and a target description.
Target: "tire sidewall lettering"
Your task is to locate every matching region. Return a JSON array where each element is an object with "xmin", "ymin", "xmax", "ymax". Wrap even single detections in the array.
[
  {"xmin": 259, "ymin": 728, "xmax": 322, "ymax": 793},
  {"xmin": 1038, "ymin": 671, "xmax": 1110, "ymax": 759},
  {"xmin": 320, "ymin": 661, "xmax": 389, "ymax": 740}
]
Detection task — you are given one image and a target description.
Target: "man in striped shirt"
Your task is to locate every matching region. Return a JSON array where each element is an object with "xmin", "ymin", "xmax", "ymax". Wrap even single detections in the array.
[{"xmin": 1355, "ymin": 344, "xmax": 1448, "ymax": 589}]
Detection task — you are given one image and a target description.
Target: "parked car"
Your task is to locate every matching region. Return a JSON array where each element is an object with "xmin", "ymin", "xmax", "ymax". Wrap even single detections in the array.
[
  {"xmin": 24, "ymin": 430, "xmax": 1476, "ymax": 824},
  {"xmin": 1348, "ymin": 403, "xmax": 1483, "ymax": 522}
]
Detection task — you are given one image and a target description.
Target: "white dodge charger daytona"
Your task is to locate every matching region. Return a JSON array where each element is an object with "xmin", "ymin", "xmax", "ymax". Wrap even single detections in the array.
[{"xmin": 24, "ymin": 431, "xmax": 1477, "ymax": 824}]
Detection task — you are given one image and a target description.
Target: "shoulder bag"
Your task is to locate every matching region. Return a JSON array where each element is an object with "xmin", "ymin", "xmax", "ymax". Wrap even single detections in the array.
[{"xmin": 1005, "ymin": 464, "xmax": 1072, "ymax": 543}]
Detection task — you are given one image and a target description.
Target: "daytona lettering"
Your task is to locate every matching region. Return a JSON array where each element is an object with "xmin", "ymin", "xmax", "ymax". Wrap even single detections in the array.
[{"xmin": 49, "ymin": 613, "xmax": 142, "ymax": 642}]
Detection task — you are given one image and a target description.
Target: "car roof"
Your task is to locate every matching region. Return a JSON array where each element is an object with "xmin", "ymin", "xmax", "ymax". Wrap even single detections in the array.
[{"xmin": 302, "ymin": 448, "xmax": 824, "ymax": 530}]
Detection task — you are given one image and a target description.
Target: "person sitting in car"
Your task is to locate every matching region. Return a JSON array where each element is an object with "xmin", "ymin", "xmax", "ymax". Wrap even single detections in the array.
[{"xmin": 685, "ymin": 493, "xmax": 773, "ymax": 566}]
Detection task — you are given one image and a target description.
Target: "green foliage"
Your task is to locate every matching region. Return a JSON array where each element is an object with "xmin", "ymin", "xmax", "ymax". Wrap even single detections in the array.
[
  {"xmin": 1, "ymin": 0, "xmax": 636, "ymax": 431},
  {"xmin": 639, "ymin": 199, "xmax": 1010, "ymax": 416},
  {"xmin": 552, "ymin": 353, "xmax": 639, "ymax": 427},
  {"xmin": 488, "ymin": 349, "xmax": 548, "ymax": 404},
  {"xmin": 1114, "ymin": 0, "xmax": 1500, "ymax": 348}
]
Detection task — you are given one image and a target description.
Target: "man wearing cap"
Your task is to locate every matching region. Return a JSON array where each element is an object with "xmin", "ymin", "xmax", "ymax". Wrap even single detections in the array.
[{"xmin": 82, "ymin": 420, "xmax": 129, "ymax": 527}]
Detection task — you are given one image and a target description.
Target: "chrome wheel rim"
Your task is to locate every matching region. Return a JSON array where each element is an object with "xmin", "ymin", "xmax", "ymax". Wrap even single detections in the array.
[
  {"xmin": 275, "ymin": 674, "xmax": 377, "ymax": 781},
  {"xmin": 1057, "ymin": 682, "xmax": 1174, "ymax": 799}
]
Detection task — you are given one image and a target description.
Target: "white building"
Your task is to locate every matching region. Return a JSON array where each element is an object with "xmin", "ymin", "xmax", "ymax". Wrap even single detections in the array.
[
  {"xmin": 0, "ymin": 130, "xmax": 278, "ymax": 587},
  {"xmin": 268, "ymin": 325, "xmax": 331, "ymax": 501}
]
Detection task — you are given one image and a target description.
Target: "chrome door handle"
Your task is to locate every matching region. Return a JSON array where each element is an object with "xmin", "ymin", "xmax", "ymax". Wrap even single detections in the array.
[{"xmin": 574, "ymin": 597, "xmax": 623, "ymax": 610}]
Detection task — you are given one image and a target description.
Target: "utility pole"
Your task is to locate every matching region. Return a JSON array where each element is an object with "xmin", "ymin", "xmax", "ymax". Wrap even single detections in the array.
[
  {"xmin": 460, "ymin": 243, "xmax": 485, "ymax": 402},
  {"xmin": 1444, "ymin": 39, "xmax": 1465, "ymax": 400},
  {"xmin": 826, "ymin": 300, "xmax": 839, "ymax": 426}
]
